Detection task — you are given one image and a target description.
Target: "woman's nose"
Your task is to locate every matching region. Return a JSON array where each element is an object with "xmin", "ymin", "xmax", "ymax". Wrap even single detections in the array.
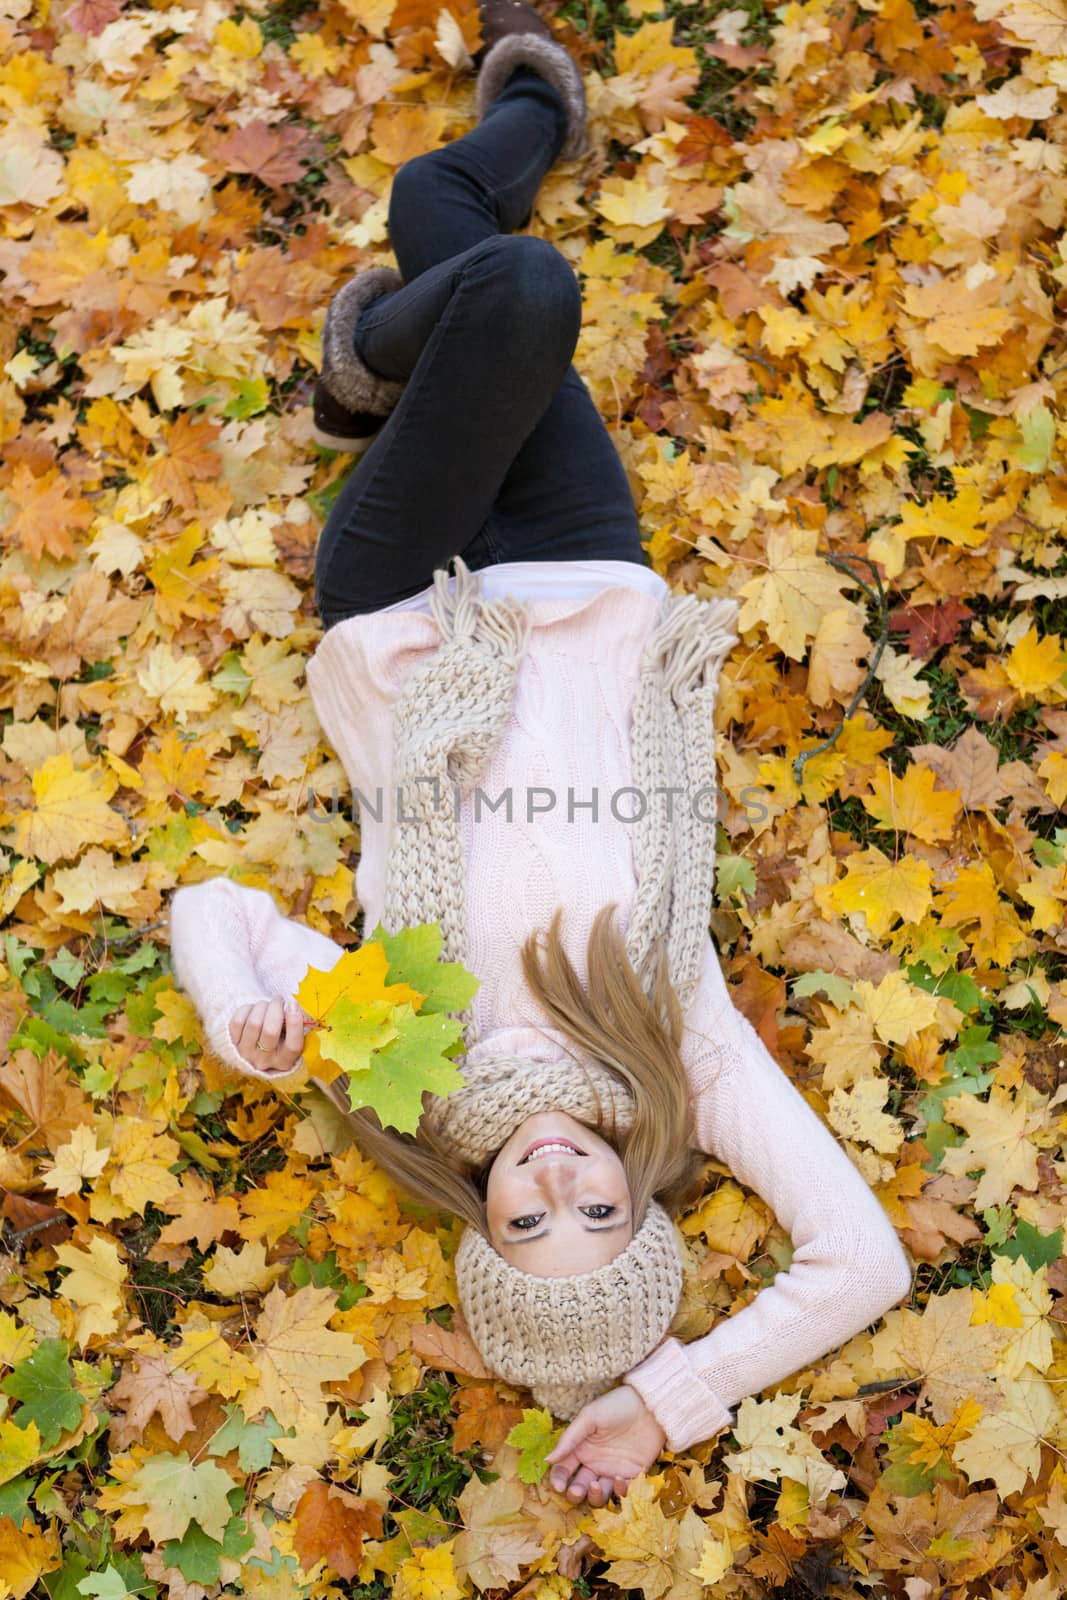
[{"xmin": 532, "ymin": 1161, "xmax": 578, "ymax": 1197}]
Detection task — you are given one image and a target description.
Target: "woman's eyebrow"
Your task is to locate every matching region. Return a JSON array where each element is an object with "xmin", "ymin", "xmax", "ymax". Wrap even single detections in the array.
[{"xmin": 507, "ymin": 1218, "xmax": 630, "ymax": 1244}]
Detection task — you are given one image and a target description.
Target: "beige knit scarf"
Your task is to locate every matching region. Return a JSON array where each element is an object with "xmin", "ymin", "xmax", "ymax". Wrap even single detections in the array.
[{"xmin": 376, "ymin": 557, "xmax": 739, "ymax": 1416}]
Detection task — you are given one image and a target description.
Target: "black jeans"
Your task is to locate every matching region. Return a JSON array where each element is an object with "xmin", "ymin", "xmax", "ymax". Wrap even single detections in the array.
[{"xmin": 314, "ymin": 66, "xmax": 648, "ymax": 627}]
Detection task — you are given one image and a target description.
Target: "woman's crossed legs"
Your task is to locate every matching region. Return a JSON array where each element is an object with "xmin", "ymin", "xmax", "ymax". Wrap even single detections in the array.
[{"xmin": 314, "ymin": 66, "xmax": 647, "ymax": 626}]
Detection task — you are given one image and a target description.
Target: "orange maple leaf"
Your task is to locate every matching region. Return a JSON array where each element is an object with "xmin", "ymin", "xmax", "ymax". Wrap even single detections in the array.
[{"xmin": 2, "ymin": 463, "xmax": 92, "ymax": 562}]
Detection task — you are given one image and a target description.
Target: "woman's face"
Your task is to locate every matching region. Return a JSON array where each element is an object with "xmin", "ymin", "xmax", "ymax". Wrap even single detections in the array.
[{"xmin": 485, "ymin": 1110, "xmax": 633, "ymax": 1277}]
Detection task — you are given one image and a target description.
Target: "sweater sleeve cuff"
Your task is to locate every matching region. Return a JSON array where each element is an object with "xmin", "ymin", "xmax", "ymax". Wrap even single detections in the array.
[{"xmin": 624, "ymin": 1338, "xmax": 735, "ymax": 1455}]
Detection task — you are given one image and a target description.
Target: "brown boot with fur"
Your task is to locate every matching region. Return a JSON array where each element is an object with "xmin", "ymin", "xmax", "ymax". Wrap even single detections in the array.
[
  {"xmin": 311, "ymin": 265, "xmax": 406, "ymax": 454},
  {"xmin": 474, "ymin": 5, "xmax": 588, "ymax": 164}
]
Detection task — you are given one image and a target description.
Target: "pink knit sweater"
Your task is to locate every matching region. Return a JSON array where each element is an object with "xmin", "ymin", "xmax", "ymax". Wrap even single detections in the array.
[{"xmin": 169, "ymin": 586, "xmax": 912, "ymax": 1454}]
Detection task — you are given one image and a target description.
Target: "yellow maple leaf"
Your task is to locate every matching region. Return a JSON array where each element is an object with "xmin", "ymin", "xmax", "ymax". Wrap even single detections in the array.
[
  {"xmin": 369, "ymin": 103, "xmax": 451, "ymax": 168},
  {"xmin": 239, "ymin": 1169, "xmax": 317, "ymax": 1246},
  {"xmin": 136, "ymin": 644, "xmax": 217, "ymax": 724},
  {"xmin": 363, "ymin": 1252, "xmax": 428, "ymax": 1307},
  {"xmin": 215, "ymin": 15, "xmax": 262, "ymax": 55},
  {"xmin": 53, "ymin": 1236, "xmax": 127, "ymax": 1348},
  {"xmin": 896, "ymin": 485, "xmax": 990, "ymax": 552},
  {"xmin": 822, "ymin": 845, "xmax": 933, "ymax": 938},
  {"xmin": 174, "ymin": 1315, "xmax": 259, "ymax": 1400},
  {"xmin": 152, "ymin": 988, "xmax": 202, "ymax": 1046},
  {"xmin": 873, "ymin": 645, "xmax": 932, "ymax": 720},
  {"xmin": 587, "ymin": 1471, "xmax": 709, "ymax": 1600},
  {"xmin": 890, "ymin": 1399, "xmax": 982, "ymax": 1475},
  {"xmin": 736, "ymin": 521, "xmax": 855, "ymax": 662},
  {"xmin": 0, "ymin": 1313, "xmax": 35, "ymax": 1370},
  {"xmin": 872, "ymin": 1288, "xmax": 1007, "ymax": 1424},
  {"xmin": 146, "ymin": 523, "xmax": 220, "ymax": 626},
  {"xmin": 50, "ymin": 849, "xmax": 151, "ymax": 918},
  {"xmin": 939, "ymin": 1083, "xmax": 1043, "ymax": 1210},
  {"xmin": 852, "ymin": 969, "xmax": 942, "ymax": 1045},
  {"xmin": 827, "ymin": 1077, "xmax": 905, "ymax": 1155},
  {"xmin": 722, "ymin": 1394, "xmax": 847, "ymax": 1503},
  {"xmin": 111, "ymin": 323, "xmax": 192, "ymax": 410},
  {"xmin": 935, "ymin": 859, "xmax": 1032, "ymax": 966},
  {"xmin": 220, "ymin": 566, "xmax": 303, "ymax": 639},
  {"xmin": 202, "ymin": 1240, "xmax": 286, "ymax": 1297},
  {"xmin": 393, "ymin": 1538, "xmax": 462, "ymax": 1600},
  {"xmin": 679, "ymin": 1179, "xmax": 770, "ymax": 1261},
  {"xmin": 1004, "ymin": 625, "xmax": 1067, "ymax": 698},
  {"xmin": 246, "ymin": 1284, "xmax": 365, "ymax": 1428},
  {"xmin": 690, "ymin": 1531, "xmax": 733, "ymax": 1585},
  {"xmin": 0, "ymin": 1515, "xmax": 61, "ymax": 1599},
  {"xmin": 1037, "ymin": 748, "xmax": 1067, "ymax": 806},
  {"xmin": 970, "ymin": 1281, "xmax": 1023, "ymax": 1329},
  {"xmin": 99, "ymin": 1119, "xmax": 182, "ymax": 1218},
  {"xmin": 211, "ymin": 508, "xmax": 282, "ymax": 570},
  {"xmin": 593, "ymin": 174, "xmax": 672, "ymax": 245},
  {"xmin": 290, "ymin": 31, "xmax": 344, "ymax": 77},
  {"xmin": 39, "ymin": 1124, "xmax": 109, "ymax": 1199},
  {"xmin": 337, "ymin": 0, "xmax": 396, "ymax": 36},
  {"xmin": 334, "ymin": 1384, "xmax": 392, "ymax": 1464},
  {"xmin": 759, "ymin": 303, "xmax": 814, "ymax": 357},
  {"xmin": 296, "ymin": 944, "xmax": 423, "ymax": 1070},
  {"xmin": 861, "ymin": 763, "xmax": 962, "ymax": 844},
  {"xmin": 14, "ymin": 753, "xmax": 129, "ymax": 866},
  {"xmin": 951, "ymin": 1373, "xmax": 1060, "ymax": 1499},
  {"xmin": 613, "ymin": 18, "xmax": 700, "ymax": 76},
  {"xmin": 0, "ymin": 1417, "xmax": 40, "ymax": 1488},
  {"xmin": 984, "ymin": 0, "xmax": 1067, "ymax": 53}
]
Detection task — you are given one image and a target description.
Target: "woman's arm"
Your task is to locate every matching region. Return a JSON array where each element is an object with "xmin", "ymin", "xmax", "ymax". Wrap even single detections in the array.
[
  {"xmin": 622, "ymin": 937, "xmax": 913, "ymax": 1455},
  {"xmin": 169, "ymin": 878, "xmax": 346, "ymax": 1078}
]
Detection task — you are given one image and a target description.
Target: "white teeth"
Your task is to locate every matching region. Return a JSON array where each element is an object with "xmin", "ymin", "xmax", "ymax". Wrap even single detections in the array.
[{"xmin": 524, "ymin": 1143, "xmax": 581, "ymax": 1162}]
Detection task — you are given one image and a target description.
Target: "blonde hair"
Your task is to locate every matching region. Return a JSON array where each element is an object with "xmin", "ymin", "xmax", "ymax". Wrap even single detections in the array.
[{"xmin": 344, "ymin": 905, "xmax": 707, "ymax": 1238}]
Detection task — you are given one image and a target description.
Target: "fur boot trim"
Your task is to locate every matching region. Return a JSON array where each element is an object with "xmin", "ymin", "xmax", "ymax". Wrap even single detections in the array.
[
  {"xmin": 320, "ymin": 265, "xmax": 407, "ymax": 416},
  {"xmin": 475, "ymin": 34, "xmax": 588, "ymax": 163}
]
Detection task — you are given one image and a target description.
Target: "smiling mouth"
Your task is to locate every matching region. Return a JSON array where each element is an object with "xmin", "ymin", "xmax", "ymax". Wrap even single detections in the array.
[{"xmin": 519, "ymin": 1138, "xmax": 587, "ymax": 1164}]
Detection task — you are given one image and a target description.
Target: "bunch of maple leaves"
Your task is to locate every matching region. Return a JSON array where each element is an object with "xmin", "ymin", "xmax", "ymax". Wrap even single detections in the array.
[{"xmin": 1, "ymin": 0, "xmax": 1067, "ymax": 1589}]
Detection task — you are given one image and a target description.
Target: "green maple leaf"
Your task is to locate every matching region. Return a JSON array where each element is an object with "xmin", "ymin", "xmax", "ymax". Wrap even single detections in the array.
[
  {"xmin": 1, "ymin": 1339, "xmax": 82, "ymax": 1448},
  {"xmin": 318, "ymin": 997, "xmax": 398, "ymax": 1075},
  {"xmin": 162, "ymin": 1513, "xmax": 255, "ymax": 1585},
  {"xmin": 76, "ymin": 1567, "xmax": 134, "ymax": 1600},
  {"xmin": 206, "ymin": 1406, "xmax": 282, "ymax": 1473},
  {"xmin": 126, "ymin": 1452, "xmax": 235, "ymax": 1544},
  {"xmin": 340, "ymin": 1004, "xmax": 466, "ymax": 1135},
  {"xmin": 506, "ymin": 1408, "xmax": 562, "ymax": 1484},
  {"xmin": 372, "ymin": 922, "xmax": 481, "ymax": 1015}
]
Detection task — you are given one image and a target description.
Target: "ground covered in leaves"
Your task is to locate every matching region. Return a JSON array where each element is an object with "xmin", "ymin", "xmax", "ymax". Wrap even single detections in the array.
[{"xmin": 1, "ymin": 0, "xmax": 1067, "ymax": 1594}]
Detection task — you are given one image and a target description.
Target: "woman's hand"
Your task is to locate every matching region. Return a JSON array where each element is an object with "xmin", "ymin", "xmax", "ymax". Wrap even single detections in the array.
[
  {"xmin": 545, "ymin": 1385, "xmax": 666, "ymax": 1507},
  {"xmin": 229, "ymin": 998, "xmax": 309, "ymax": 1076}
]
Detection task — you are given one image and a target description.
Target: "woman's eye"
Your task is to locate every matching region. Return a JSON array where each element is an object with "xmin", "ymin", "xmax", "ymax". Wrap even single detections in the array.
[{"xmin": 508, "ymin": 1205, "xmax": 616, "ymax": 1231}]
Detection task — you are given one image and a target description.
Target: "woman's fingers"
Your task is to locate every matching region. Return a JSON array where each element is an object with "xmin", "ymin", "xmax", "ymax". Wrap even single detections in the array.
[
  {"xmin": 259, "ymin": 996, "xmax": 285, "ymax": 1051},
  {"xmin": 229, "ymin": 1004, "xmax": 252, "ymax": 1044},
  {"xmin": 238, "ymin": 1004, "xmax": 268, "ymax": 1061},
  {"xmin": 547, "ymin": 1415, "xmax": 593, "ymax": 1470},
  {"xmin": 566, "ymin": 1465, "xmax": 597, "ymax": 1502},
  {"xmin": 569, "ymin": 1468, "xmax": 617, "ymax": 1508},
  {"xmin": 231, "ymin": 1001, "xmax": 307, "ymax": 1073},
  {"xmin": 283, "ymin": 1003, "xmax": 304, "ymax": 1053}
]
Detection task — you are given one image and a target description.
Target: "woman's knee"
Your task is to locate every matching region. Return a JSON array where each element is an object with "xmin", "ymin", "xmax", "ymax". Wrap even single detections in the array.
[
  {"xmin": 467, "ymin": 235, "xmax": 582, "ymax": 351},
  {"xmin": 388, "ymin": 154, "xmax": 442, "ymax": 236}
]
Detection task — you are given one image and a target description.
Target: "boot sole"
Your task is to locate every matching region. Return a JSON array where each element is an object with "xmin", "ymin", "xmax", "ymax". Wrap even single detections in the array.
[{"xmin": 310, "ymin": 422, "xmax": 381, "ymax": 453}]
